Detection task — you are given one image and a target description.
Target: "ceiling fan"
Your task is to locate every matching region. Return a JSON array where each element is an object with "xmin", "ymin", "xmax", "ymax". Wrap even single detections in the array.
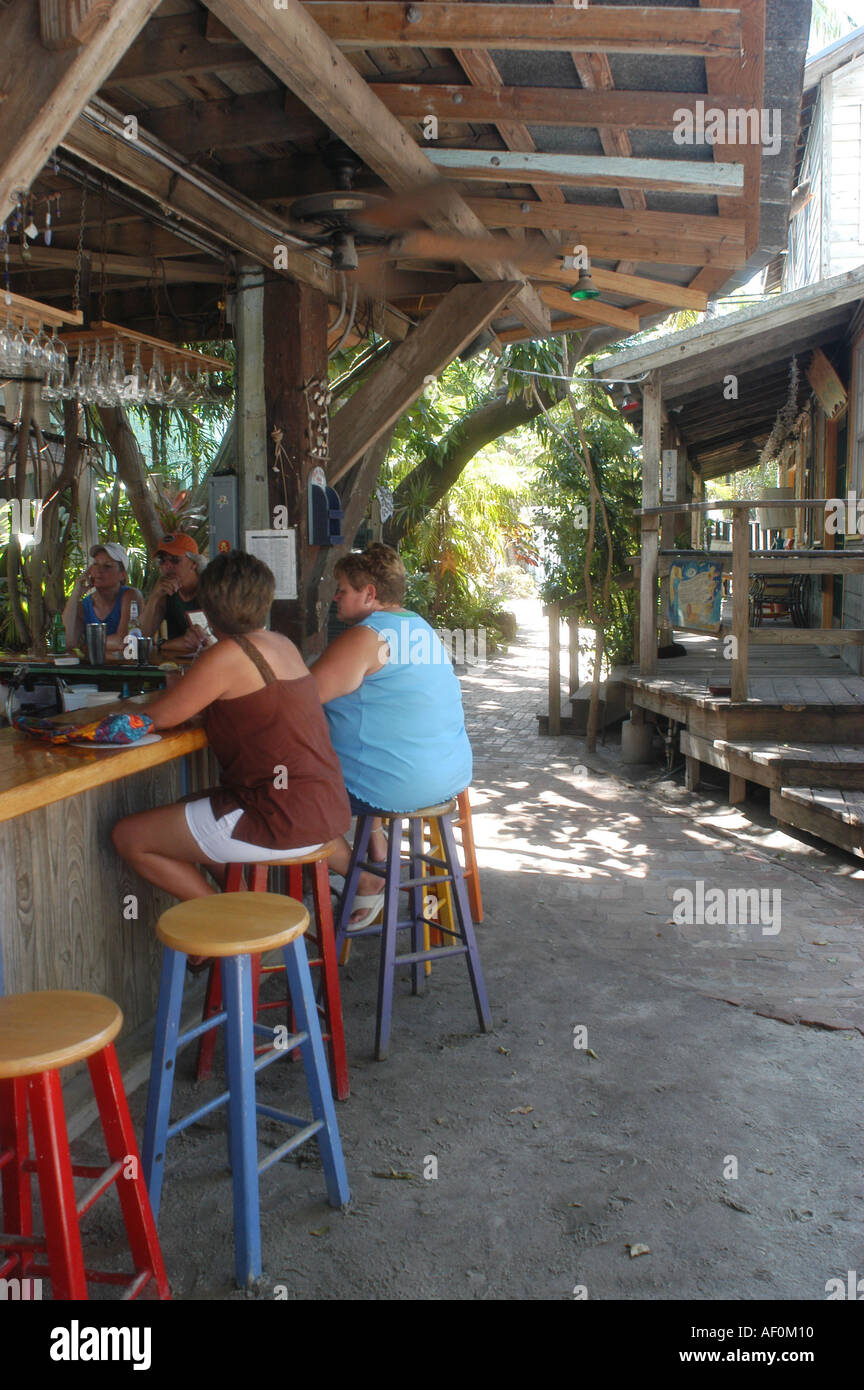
[{"xmin": 288, "ymin": 141, "xmax": 568, "ymax": 284}]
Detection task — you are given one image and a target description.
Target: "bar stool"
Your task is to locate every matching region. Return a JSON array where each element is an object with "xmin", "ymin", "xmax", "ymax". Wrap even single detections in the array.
[
  {"xmin": 0, "ymin": 990, "xmax": 170, "ymax": 1301},
  {"xmin": 195, "ymin": 840, "xmax": 348, "ymax": 1100},
  {"xmin": 425, "ymin": 788, "xmax": 484, "ymax": 947},
  {"xmin": 335, "ymin": 799, "xmax": 491, "ymax": 1060},
  {"xmin": 142, "ymin": 892, "xmax": 349, "ymax": 1288}
]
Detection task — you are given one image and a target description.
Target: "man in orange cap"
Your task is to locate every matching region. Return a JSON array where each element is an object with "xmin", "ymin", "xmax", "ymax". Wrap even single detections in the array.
[{"xmin": 140, "ymin": 532, "xmax": 208, "ymax": 658}]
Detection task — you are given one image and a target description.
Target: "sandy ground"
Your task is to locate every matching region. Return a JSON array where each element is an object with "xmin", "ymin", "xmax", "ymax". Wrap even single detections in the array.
[{"xmin": 70, "ymin": 600, "xmax": 863, "ymax": 1303}]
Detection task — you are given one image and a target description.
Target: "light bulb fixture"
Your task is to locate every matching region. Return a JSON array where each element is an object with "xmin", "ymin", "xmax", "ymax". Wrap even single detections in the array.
[{"xmin": 570, "ymin": 268, "xmax": 600, "ymax": 301}]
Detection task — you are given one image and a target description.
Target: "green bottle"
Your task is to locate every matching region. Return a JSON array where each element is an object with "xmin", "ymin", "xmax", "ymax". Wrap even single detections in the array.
[{"xmin": 52, "ymin": 613, "xmax": 66, "ymax": 654}]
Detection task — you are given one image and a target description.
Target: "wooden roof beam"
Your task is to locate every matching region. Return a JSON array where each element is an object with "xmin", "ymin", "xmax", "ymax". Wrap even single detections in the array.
[
  {"xmin": 429, "ymin": 150, "xmax": 745, "ymax": 198},
  {"xmin": 700, "ymin": 0, "xmax": 765, "ymax": 260},
  {"xmin": 371, "ymin": 86, "xmax": 751, "ymax": 133},
  {"xmin": 61, "ymin": 110, "xmax": 412, "ymax": 341},
  {"xmin": 530, "ymin": 266, "xmax": 708, "ymax": 312},
  {"xmin": 205, "ymin": 0, "xmax": 549, "ymax": 335},
  {"xmin": 107, "ymin": 13, "xmax": 256, "ymax": 83},
  {"xmin": 0, "ymin": 0, "xmax": 161, "ymax": 224},
  {"xmin": 304, "ymin": 5, "xmax": 745, "ymax": 57},
  {"xmin": 329, "ymin": 280, "xmax": 520, "ymax": 482},
  {"xmin": 538, "ymin": 284, "xmax": 641, "ymax": 333}
]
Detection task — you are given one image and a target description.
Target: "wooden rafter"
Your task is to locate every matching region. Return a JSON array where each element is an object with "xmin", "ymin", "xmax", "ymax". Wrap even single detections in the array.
[
  {"xmin": 61, "ymin": 111, "xmax": 412, "ymax": 341},
  {"xmin": 107, "ymin": 13, "xmax": 253, "ymax": 83},
  {"xmin": 530, "ymin": 265, "xmax": 708, "ymax": 313},
  {"xmin": 329, "ymin": 281, "xmax": 520, "ymax": 481},
  {"xmin": 537, "ymin": 285, "xmax": 640, "ymax": 334},
  {"xmin": 700, "ymin": 0, "xmax": 765, "ymax": 260},
  {"xmin": 371, "ymin": 85, "xmax": 750, "ymax": 134},
  {"xmin": 468, "ymin": 197, "xmax": 747, "ymax": 268},
  {"xmin": 4, "ymin": 244, "xmax": 227, "ymax": 284},
  {"xmin": 304, "ymin": 5, "xmax": 745, "ymax": 57},
  {"xmin": 0, "ymin": 0, "xmax": 162, "ymax": 223},
  {"xmin": 429, "ymin": 150, "xmax": 745, "ymax": 198},
  {"xmin": 205, "ymin": 0, "xmax": 549, "ymax": 334}
]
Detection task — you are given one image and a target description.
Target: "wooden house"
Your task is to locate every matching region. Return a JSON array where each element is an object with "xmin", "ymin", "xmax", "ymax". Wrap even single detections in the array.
[{"xmin": 592, "ymin": 266, "xmax": 864, "ymax": 858}]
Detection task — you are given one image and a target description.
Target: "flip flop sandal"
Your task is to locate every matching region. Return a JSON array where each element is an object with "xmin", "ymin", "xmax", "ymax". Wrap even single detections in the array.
[{"xmin": 345, "ymin": 890, "xmax": 386, "ymax": 934}]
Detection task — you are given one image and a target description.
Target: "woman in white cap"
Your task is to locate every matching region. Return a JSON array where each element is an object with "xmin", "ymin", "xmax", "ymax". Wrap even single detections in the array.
[{"xmin": 62, "ymin": 542, "xmax": 143, "ymax": 655}]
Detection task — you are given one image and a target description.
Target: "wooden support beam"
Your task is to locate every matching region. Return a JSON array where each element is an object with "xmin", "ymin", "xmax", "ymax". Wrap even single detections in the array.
[
  {"xmin": 538, "ymin": 285, "xmax": 640, "ymax": 334},
  {"xmin": 532, "ymin": 266, "xmax": 708, "ymax": 312},
  {"xmin": 372, "ymin": 85, "xmax": 750, "ymax": 135},
  {"xmin": 205, "ymin": 0, "xmax": 549, "ymax": 335},
  {"xmin": 640, "ymin": 373, "xmax": 662, "ymax": 678},
  {"xmin": 108, "ymin": 14, "xmax": 254, "ymax": 83},
  {"xmin": 304, "ymin": 4, "xmax": 745, "ymax": 57},
  {"xmin": 731, "ymin": 508, "xmax": 750, "ymax": 702},
  {"xmin": 429, "ymin": 150, "xmax": 744, "ymax": 198},
  {"xmin": 467, "ymin": 198, "xmax": 747, "ymax": 268},
  {"xmin": 548, "ymin": 602, "xmax": 561, "ymax": 738},
  {"xmin": 701, "ymin": 0, "xmax": 765, "ymax": 259},
  {"xmin": 40, "ymin": 0, "xmax": 113, "ymax": 49},
  {"xmin": 139, "ymin": 90, "xmax": 325, "ymax": 155},
  {"xmin": 447, "ymin": 48, "xmax": 566, "ymax": 233},
  {"xmin": 0, "ymin": 0, "xmax": 161, "ymax": 224},
  {"xmin": 61, "ymin": 111, "xmax": 412, "ymax": 342},
  {"xmin": 329, "ymin": 281, "xmax": 519, "ymax": 483},
  {"xmin": 4, "ymin": 244, "xmax": 226, "ymax": 284}
]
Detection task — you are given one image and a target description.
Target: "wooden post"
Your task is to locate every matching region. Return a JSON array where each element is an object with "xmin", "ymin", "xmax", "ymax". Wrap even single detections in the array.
[
  {"xmin": 235, "ymin": 262, "xmax": 270, "ymax": 536},
  {"xmin": 548, "ymin": 601, "xmax": 561, "ymax": 736},
  {"xmin": 731, "ymin": 507, "xmax": 750, "ymax": 703},
  {"xmin": 639, "ymin": 372, "xmax": 662, "ymax": 676},
  {"xmin": 691, "ymin": 469, "xmax": 703, "ymax": 549},
  {"xmin": 263, "ymin": 277, "xmax": 330, "ymax": 652},
  {"xmin": 567, "ymin": 614, "xmax": 580, "ymax": 696}
]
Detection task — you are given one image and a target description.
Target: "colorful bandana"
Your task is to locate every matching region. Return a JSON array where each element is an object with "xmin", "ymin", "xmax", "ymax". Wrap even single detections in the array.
[{"xmin": 13, "ymin": 712, "xmax": 155, "ymax": 745}]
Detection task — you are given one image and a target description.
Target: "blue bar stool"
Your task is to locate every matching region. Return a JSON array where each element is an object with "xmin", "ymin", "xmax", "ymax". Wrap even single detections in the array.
[
  {"xmin": 142, "ymin": 892, "xmax": 350, "ymax": 1288},
  {"xmin": 335, "ymin": 798, "xmax": 492, "ymax": 1060}
]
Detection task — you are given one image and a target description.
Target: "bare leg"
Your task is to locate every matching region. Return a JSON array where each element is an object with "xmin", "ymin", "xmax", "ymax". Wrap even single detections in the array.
[
  {"xmin": 112, "ymin": 803, "xmax": 224, "ymax": 901},
  {"xmin": 328, "ymin": 820, "xmax": 387, "ymax": 923}
]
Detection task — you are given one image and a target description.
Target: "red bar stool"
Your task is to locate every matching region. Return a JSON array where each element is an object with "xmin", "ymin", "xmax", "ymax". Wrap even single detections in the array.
[
  {"xmin": 195, "ymin": 839, "xmax": 349, "ymax": 1100},
  {"xmin": 0, "ymin": 990, "xmax": 170, "ymax": 1301}
]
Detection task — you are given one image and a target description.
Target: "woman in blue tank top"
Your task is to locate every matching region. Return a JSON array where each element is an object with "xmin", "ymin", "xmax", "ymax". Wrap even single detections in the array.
[
  {"xmin": 62, "ymin": 541, "xmax": 143, "ymax": 654},
  {"xmin": 313, "ymin": 543, "xmax": 472, "ymax": 926}
]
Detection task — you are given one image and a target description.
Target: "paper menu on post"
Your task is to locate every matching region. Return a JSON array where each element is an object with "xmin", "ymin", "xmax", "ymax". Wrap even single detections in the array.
[{"xmin": 245, "ymin": 529, "xmax": 297, "ymax": 600}]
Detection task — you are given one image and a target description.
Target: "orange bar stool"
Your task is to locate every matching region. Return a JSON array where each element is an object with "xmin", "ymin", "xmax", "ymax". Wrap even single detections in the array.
[
  {"xmin": 425, "ymin": 788, "xmax": 484, "ymax": 948},
  {"xmin": 195, "ymin": 840, "xmax": 349, "ymax": 1100},
  {"xmin": 0, "ymin": 991, "xmax": 170, "ymax": 1302}
]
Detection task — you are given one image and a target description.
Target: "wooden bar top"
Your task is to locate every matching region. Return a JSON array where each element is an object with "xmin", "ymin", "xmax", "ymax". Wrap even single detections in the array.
[{"xmin": 0, "ymin": 724, "xmax": 208, "ymax": 825}]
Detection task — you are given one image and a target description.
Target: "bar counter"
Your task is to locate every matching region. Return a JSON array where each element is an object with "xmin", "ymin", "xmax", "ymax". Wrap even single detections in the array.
[{"xmin": 0, "ymin": 721, "xmax": 211, "ymax": 1031}]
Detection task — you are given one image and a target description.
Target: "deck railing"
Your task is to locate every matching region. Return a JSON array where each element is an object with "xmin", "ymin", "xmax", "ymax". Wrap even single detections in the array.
[{"xmin": 635, "ymin": 499, "xmax": 864, "ymax": 701}]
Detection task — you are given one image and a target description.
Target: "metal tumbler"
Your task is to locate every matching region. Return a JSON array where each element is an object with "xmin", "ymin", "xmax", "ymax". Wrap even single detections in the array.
[
  {"xmin": 136, "ymin": 637, "xmax": 154, "ymax": 666},
  {"xmin": 85, "ymin": 622, "xmax": 107, "ymax": 665}
]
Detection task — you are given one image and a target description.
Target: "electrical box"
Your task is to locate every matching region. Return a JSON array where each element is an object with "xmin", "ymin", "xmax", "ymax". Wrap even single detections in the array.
[
  {"xmin": 209, "ymin": 474, "xmax": 239, "ymax": 556},
  {"xmin": 308, "ymin": 466, "xmax": 343, "ymax": 546}
]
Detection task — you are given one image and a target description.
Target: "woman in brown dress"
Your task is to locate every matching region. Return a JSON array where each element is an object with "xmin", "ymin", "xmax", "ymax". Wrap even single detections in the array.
[{"xmin": 112, "ymin": 550, "xmax": 350, "ymax": 901}]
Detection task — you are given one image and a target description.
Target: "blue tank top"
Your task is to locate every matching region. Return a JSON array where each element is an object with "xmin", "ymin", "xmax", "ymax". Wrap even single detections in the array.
[
  {"xmin": 324, "ymin": 610, "xmax": 472, "ymax": 813},
  {"xmin": 82, "ymin": 586, "xmax": 129, "ymax": 636}
]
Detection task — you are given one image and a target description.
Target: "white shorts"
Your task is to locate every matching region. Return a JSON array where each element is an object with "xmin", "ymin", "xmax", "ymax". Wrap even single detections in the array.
[{"xmin": 184, "ymin": 798, "xmax": 325, "ymax": 865}]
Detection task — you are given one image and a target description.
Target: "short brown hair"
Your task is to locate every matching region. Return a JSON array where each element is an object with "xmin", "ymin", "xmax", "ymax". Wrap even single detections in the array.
[
  {"xmin": 198, "ymin": 550, "xmax": 274, "ymax": 634},
  {"xmin": 334, "ymin": 543, "xmax": 405, "ymax": 606}
]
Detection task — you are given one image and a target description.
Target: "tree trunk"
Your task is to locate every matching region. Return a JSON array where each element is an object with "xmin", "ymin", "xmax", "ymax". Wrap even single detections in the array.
[
  {"xmin": 383, "ymin": 385, "xmax": 564, "ymax": 548},
  {"xmin": 97, "ymin": 405, "xmax": 164, "ymax": 552}
]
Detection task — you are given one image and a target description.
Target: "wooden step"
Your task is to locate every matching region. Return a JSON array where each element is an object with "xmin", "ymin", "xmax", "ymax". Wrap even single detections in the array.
[
  {"xmin": 716, "ymin": 740, "xmax": 864, "ymax": 789},
  {"xmin": 771, "ymin": 786, "xmax": 864, "ymax": 858}
]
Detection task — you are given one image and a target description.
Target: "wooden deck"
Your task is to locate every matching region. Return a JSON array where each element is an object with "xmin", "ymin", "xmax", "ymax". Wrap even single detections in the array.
[{"xmin": 625, "ymin": 635, "xmax": 864, "ymax": 856}]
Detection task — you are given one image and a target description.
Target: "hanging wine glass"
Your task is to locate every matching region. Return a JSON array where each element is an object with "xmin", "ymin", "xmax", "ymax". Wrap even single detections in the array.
[
  {"xmin": 73, "ymin": 347, "xmax": 89, "ymax": 402},
  {"xmin": 122, "ymin": 344, "xmax": 144, "ymax": 403},
  {"xmin": 164, "ymin": 362, "xmax": 185, "ymax": 404},
  {"xmin": 144, "ymin": 349, "xmax": 165, "ymax": 404},
  {"xmin": 53, "ymin": 336, "xmax": 72, "ymax": 400},
  {"xmin": 110, "ymin": 337, "xmax": 126, "ymax": 395}
]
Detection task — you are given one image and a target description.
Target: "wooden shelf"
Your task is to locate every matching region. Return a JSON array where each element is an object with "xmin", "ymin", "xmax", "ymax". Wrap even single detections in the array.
[
  {"xmin": 58, "ymin": 321, "xmax": 231, "ymax": 373},
  {"xmin": 2, "ymin": 290, "xmax": 83, "ymax": 332}
]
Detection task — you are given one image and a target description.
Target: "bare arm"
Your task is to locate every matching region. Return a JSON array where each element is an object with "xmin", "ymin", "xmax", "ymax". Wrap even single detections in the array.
[
  {"xmin": 138, "ymin": 578, "xmax": 171, "ymax": 638},
  {"xmin": 143, "ymin": 641, "xmax": 233, "ymax": 730},
  {"xmin": 311, "ymin": 626, "xmax": 387, "ymax": 704},
  {"xmin": 63, "ymin": 571, "xmax": 90, "ymax": 649}
]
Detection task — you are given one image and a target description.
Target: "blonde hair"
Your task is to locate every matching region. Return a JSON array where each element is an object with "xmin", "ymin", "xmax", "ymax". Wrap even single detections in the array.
[{"xmin": 335, "ymin": 543, "xmax": 405, "ymax": 605}]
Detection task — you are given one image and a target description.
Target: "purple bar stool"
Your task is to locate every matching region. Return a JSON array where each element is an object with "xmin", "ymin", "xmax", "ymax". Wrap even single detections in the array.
[{"xmin": 335, "ymin": 799, "xmax": 491, "ymax": 1059}]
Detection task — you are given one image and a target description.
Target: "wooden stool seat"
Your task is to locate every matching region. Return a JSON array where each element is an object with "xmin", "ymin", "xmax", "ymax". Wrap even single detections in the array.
[
  {"xmin": 156, "ymin": 893, "xmax": 308, "ymax": 958},
  {"xmin": 389, "ymin": 799, "xmax": 457, "ymax": 821},
  {"xmin": 0, "ymin": 992, "xmax": 122, "ymax": 1079}
]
